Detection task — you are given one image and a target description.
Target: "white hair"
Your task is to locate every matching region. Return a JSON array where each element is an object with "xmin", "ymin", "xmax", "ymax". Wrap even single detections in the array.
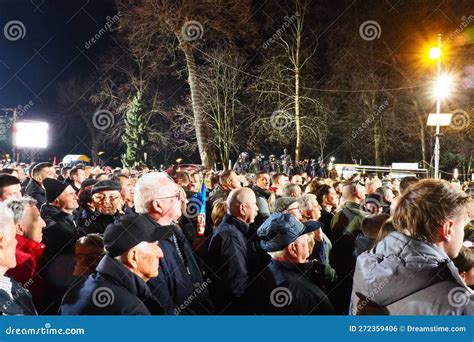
[
  {"xmin": 5, "ymin": 196, "xmax": 37, "ymax": 225},
  {"xmin": 299, "ymin": 193, "xmax": 317, "ymax": 212},
  {"xmin": 0, "ymin": 202, "xmax": 14, "ymax": 238},
  {"xmin": 134, "ymin": 172, "xmax": 172, "ymax": 214}
]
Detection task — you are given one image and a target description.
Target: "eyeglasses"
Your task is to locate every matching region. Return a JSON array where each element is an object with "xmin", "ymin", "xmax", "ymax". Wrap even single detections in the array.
[
  {"xmin": 154, "ymin": 191, "xmax": 184, "ymax": 201},
  {"xmin": 92, "ymin": 193, "xmax": 121, "ymax": 202}
]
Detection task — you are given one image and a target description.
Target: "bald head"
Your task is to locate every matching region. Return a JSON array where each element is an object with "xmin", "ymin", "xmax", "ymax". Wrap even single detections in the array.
[{"xmin": 226, "ymin": 187, "xmax": 258, "ymax": 224}]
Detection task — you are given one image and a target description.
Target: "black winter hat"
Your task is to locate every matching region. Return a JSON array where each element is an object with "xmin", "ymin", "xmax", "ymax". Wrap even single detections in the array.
[
  {"xmin": 104, "ymin": 215, "xmax": 174, "ymax": 257},
  {"xmin": 91, "ymin": 180, "xmax": 121, "ymax": 195},
  {"xmin": 44, "ymin": 178, "xmax": 69, "ymax": 203}
]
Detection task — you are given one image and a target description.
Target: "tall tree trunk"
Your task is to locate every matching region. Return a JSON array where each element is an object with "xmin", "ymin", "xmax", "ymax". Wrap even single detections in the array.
[
  {"xmin": 294, "ymin": 3, "xmax": 302, "ymax": 164},
  {"xmin": 413, "ymin": 100, "xmax": 426, "ymax": 165},
  {"xmin": 374, "ymin": 118, "xmax": 383, "ymax": 166},
  {"xmin": 178, "ymin": 40, "xmax": 214, "ymax": 167}
]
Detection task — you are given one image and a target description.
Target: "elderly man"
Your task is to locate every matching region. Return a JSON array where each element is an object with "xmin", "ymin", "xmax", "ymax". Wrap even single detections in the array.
[
  {"xmin": 39, "ymin": 178, "xmax": 79, "ymax": 314},
  {"xmin": 207, "ymin": 187, "xmax": 270, "ymax": 313},
  {"xmin": 254, "ymin": 213, "xmax": 334, "ymax": 314},
  {"xmin": 135, "ymin": 172, "xmax": 213, "ymax": 315},
  {"xmin": 60, "ymin": 215, "xmax": 167, "ymax": 315},
  {"xmin": 79, "ymin": 180, "xmax": 123, "ymax": 235},
  {"xmin": 0, "ymin": 174, "xmax": 22, "ymax": 201},
  {"xmin": 24, "ymin": 162, "xmax": 56, "ymax": 209},
  {"xmin": 5, "ymin": 197, "xmax": 46, "ymax": 299},
  {"xmin": 0, "ymin": 202, "xmax": 37, "ymax": 315},
  {"xmin": 351, "ymin": 180, "xmax": 473, "ymax": 315}
]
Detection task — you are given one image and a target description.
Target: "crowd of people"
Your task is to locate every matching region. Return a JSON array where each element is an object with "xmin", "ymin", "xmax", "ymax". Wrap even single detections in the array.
[{"xmin": 0, "ymin": 160, "xmax": 472, "ymax": 315}]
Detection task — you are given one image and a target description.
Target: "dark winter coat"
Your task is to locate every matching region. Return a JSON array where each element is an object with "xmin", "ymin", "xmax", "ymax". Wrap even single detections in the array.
[
  {"xmin": 207, "ymin": 214, "xmax": 270, "ymax": 313},
  {"xmin": 39, "ymin": 204, "xmax": 78, "ymax": 314},
  {"xmin": 145, "ymin": 216, "xmax": 214, "ymax": 315},
  {"xmin": 24, "ymin": 179, "xmax": 46, "ymax": 209},
  {"xmin": 350, "ymin": 231, "xmax": 474, "ymax": 315},
  {"xmin": 252, "ymin": 259, "xmax": 334, "ymax": 315},
  {"xmin": 60, "ymin": 255, "xmax": 163, "ymax": 315}
]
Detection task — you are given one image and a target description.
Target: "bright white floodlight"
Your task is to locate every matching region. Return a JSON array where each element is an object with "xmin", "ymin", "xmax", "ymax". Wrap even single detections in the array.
[
  {"xmin": 14, "ymin": 121, "xmax": 49, "ymax": 148},
  {"xmin": 433, "ymin": 74, "xmax": 453, "ymax": 99}
]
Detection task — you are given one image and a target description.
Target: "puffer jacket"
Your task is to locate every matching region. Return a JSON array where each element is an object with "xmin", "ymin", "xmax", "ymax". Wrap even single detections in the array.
[{"xmin": 350, "ymin": 231, "xmax": 474, "ymax": 315}]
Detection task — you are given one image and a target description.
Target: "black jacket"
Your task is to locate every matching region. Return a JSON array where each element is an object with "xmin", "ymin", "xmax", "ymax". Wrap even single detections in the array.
[
  {"xmin": 39, "ymin": 204, "xmax": 78, "ymax": 314},
  {"xmin": 207, "ymin": 214, "xmax": 270, "ymax": 313},
  {"xmin": 79, "ymin": 213, "xmax": 118, "ymax": 236},
  {"xmin": 0, "ymin": 276, "xmax": 37, "ymax": 315},
  {"xmin": 24, "ymin": 179, "xmax": 46, "ymax": 209},
  {"xmin": 145, "ymin": 216, "xmax": 214, "ymax": 315},
  {"xmin": 60, "ymin": 255, "xmax": 163, "ymax": 315},
  {"xmin": 252, "ymin": 260, "xmax": 334, "ymax": 315}
]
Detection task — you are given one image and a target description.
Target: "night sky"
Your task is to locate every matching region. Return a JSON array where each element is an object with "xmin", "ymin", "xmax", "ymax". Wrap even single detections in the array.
[{"xmin": 0, "ymin": 0, "xmax": 472, "ymax": 166}]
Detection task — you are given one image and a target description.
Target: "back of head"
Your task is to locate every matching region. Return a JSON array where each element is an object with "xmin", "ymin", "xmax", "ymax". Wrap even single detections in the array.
[
  {"xmin": 219, "ymin": 170, "xmax": 234, "ymax": 186},
  {"xmin": 174, "ymin": 171, "xmax": 190, "ymax": 187},
  {"xmin": 134, "ymin": 172, "xmax": 172, "ymax": 214},
  {"xmin": 226, "ymin": 187, "xmax": 254, "ymax": 215},
  {"xmin": 399, "ymin": 176, "xmax": 419, "ymax": 194},
  {"xmin": 452, "ymin": 247, "xmax": 474, "ymax": 274},
  {"xmin": 393, "ymin": 179, "xmax": 470, "ymax": 244},
  {"xmin": 281, "ymin": 183, "xmax": 301, "ymax": 197},
  {"xmin": 211, "ymin": 198, "xmax": 227, "ymax": 228},
  {"xmin": 362, "ymin": 213, "xmax": 390, "ymax": 239}
]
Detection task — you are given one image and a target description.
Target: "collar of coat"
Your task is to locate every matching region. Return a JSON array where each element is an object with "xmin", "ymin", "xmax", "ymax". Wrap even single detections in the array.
[
  {"xmin": 271, "ymin": 258, "xmax": 319, "ymax": 278},
  {"xmin": 95, "ymin": 255, "xmax": 154, "ymax": 302},
  {"xmin": 15, "ymin": 234, "xmax": 46, "ymax": 256},
  {"xmin": 223, "ymin": 214, "xmax": 251, "ymax": 235}
]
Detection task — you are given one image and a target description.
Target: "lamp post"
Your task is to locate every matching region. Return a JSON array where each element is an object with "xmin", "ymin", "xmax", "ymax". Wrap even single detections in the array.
[{"xmin": 427, "ymin": 34, "xmax": 454, "ymax": 179}]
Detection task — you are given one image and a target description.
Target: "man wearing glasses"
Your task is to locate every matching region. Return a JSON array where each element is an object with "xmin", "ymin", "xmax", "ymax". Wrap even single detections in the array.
[
  {"xmin": 79, "ymin": 180, "xmax": 123, "ymax": 235},
  {"xmin": 135, "ymin": 172, "xmax": 214, "ymax": 315}
]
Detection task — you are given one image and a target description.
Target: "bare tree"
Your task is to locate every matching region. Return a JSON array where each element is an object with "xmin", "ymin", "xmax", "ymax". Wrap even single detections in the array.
[{"xmin": 114, "ymin": 0, "xmax": 255, "ymax": 167}]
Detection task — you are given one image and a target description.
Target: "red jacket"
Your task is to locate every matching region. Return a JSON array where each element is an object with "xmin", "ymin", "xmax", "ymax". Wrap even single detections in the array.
[{"xmin": 7, "ymin": 234, "xmax": 45, "ymax": 286}]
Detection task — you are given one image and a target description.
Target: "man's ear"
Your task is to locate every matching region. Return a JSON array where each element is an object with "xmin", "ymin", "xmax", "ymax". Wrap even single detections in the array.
[
  {"xmin": 150, "ymin": 200, "xmax": 163, "ymax": 215},
  {"xmin": 460, "ymin": 271, "xmax": 467, "ymax": 281},
  {"xmin": 439, "ymin": 219, "xmax": 455, "ymax": 242},
  {"xmin": 15, "ymin": 223, "xmax": 23, "ymax": 236},
  {"xmin": 286, "ymin": 243, "xmax": 297, "ymax": 260},
  {"xmin": 122, "ymin": 248, "xmax": 138, "ymax": 269}
]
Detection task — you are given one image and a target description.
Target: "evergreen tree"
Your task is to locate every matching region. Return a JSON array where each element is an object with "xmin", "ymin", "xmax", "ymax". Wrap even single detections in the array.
[{"xmin": 122, "ymin": 91, "xmax": 146, "ymax": 167}]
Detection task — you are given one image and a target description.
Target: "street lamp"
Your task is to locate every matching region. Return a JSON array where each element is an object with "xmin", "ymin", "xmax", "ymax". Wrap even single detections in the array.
[{"xmin": 426, "ymin": 34, "xmax": 454, "ymax": 179}]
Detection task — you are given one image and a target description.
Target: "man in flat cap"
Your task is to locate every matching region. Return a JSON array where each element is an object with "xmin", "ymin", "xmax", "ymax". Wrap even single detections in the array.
[
  {"xmin": 252, "ymin": 213, "xmax": 334, "ymax": 314},
  {"xmin": 79, "ymin": 180, "xmax": 123, "ymax": 235},
  {"xmin": 39, "ymin": 178, "xmax": 79, "ymax": 314},
  {"xmin": 60, "ymin": 215, "xmax": 168, "ymax": 315}
]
